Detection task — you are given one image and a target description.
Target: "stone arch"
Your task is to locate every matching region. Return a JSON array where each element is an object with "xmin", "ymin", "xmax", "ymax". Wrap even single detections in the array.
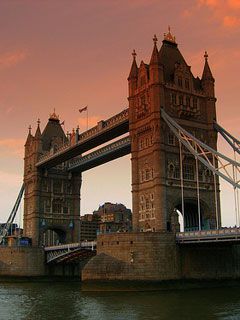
[
  {"xmin": 173, "ymin": 197, "xmax": 211, "ymax": 232},
  {"xmin": 41, "ymin": 227, "xmax": 67, "ymax": 246}
]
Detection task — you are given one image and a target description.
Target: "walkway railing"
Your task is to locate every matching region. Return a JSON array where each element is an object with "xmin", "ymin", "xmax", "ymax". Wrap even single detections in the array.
[
  {"xmin": 44, "ymin": 241, "xmax": 96, "ymax": 252},
  {"xmin": 68, "ymin": 136, "xmax": 130, "ymax": 171},
  {"xmin": 44, "ymin": 241, "xmax": 97, "ymax": 263}
]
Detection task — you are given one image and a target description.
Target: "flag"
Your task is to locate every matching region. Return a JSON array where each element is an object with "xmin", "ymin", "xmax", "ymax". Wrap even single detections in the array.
[{"xmin": 79, "ymin": 106, "xmax": 88, "ymax": 113}]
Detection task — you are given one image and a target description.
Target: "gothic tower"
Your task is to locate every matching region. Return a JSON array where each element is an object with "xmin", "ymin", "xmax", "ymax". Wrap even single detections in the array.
[
  {"xmin": 128, "ymin": 29, "xmax": 220, "ymax": 232},
  {"xmin": 23, "ymin": 111, "xmax": 82, "ymax": 246}
]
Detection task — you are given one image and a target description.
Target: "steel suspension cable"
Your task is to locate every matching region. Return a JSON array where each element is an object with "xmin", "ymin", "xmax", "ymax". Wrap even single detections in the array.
[
  {"xmin": 232, "ymin": 164, "xmax": 239, "ymax": 227},
  {"xmin": 195, "ymin": 143, "xmax": 201, "ymax": 231},
  {"xmin": 179, "ymin": 140, "xmax": 185, "ymax": 231},
  {"xmin": 234, "ymin": 146, "xmax": 240, "ymax": 226},
  {"xmin": 213, "ymin": 156, "xmax": 219, "ymax": 229}
]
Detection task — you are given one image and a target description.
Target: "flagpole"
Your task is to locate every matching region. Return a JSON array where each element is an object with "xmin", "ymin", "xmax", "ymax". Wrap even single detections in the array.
[{"xmin": 87, "ymin": 107, "xmax": 88, "ymax": 130}]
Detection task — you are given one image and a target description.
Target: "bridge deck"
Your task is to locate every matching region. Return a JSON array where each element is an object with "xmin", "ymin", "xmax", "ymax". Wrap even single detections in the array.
[
  {"xmin": 68, "ymin": 136, "xmax": 131, "ymax": 172},
  {"xmin": 176, "ymin": 227, "xmax": 240, "ymax": 244},
  {"xmin": 44, "ymin": 241, "xmax": 97, "ymax": 264}
]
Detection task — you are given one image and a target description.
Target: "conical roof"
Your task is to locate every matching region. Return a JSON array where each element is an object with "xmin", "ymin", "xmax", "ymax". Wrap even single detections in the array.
[
  {"xmin": 150, "ymin": 41, "xmax": 159, "ymax": 65},
  {"xmin": 128, "ymin": 50, "xmax": 138, "ymax": 79},
  {"xmin": 34, "ymin": 119, "xmax": 41, "ymax": 139},
  {"xmin": 41, "ymin": 115, "xmax": 66, "ymax": 151},
  {"xmin": 158, "ymin": 39, "xmax": 201, "ymax": 90},
  {"xmin": 202, "ymin": 52, "xmax": 214, "ymax": 81},
  {"xmin": 25, "ymin": 126, "xmax": 33, "ymax": 146}
]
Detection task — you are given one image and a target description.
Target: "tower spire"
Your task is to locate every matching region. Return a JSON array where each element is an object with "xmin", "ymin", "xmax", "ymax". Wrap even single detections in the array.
[
  {"xmin": 35, "ymin": 118, "xmax": 41, "ymax": 139},
  {"xmin": 49, "ymin": 108, "xmax": 60, "ymax": 122},
  {"xmin": 128, "ymin": 49, "xmax": 138, "ymax": 80},
  {"xmin": 25, "ymin": 125, "xmax": 33, "ymax": 146},
  {"xmin": 150, "ymin": 34, "xmax": 159, "ymax": 65},
  {"xmin": 201, "ymin": 51, "xmax": 215, "ymax": 98},
  {"xmin": 163, "ymin": 26, "xmax": 177, "ymax": 44},
  {"xmin": 202, "ymin": 51, "xmax": 214, "ymax": 81}
]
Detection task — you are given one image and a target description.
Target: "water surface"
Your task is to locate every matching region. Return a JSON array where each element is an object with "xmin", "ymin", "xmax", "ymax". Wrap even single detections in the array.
[{"xmin": 0, "ymin": 280, "xmax": 240, "ymax": 319}]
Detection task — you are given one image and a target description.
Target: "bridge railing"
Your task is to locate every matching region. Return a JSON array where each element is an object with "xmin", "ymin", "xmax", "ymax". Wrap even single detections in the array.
[
  {"xmin": 176, "ymin": 227, "xmax": 240, "ymax": 243},
  {"xmin": 68, "ymin": 136, "xmax": 130, "ymax": 169},
  {"xmin": 44, "ymin": 241, "xmax": 96, "ymax": 252}
]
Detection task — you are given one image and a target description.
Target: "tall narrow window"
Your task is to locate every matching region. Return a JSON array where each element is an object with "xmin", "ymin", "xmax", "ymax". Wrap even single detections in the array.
[
  {"xmin": 183, "ymin": 163, "xmax": 194, "ymax": 181},
  {"xmin": 193, "ymin": 97, "xmax": 198, "ymax": 109},
  {"xmin": 53, "ymin": 180, "xmax": 62, "ymax": 193},
  {"xmin": 178, "ymin": 77, "xmax": 183, "ymax": 87},
  {"xmin": 168, "ymin": 133, "xmax": 175, "ymax": 146},
  {"xmin": 171, "ymin": 93, "xmax": 177, "ymax": 105},
  {"xmin": 179, "ymin": 95, "xmax": 183, "ymax": 105},
  {"xmin": 52, "ymin": 200, "xmax": 62, "ymax": 213}
]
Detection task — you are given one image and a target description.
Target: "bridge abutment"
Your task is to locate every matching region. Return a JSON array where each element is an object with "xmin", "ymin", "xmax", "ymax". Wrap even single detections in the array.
[
  {"xmin": 0, "ymin": 247, "xmax": 45, "ymax": 277},
  {"xmin": 82, "ymin": 232, "xmax": 180, "ymax": 281},
  {"xmin": 82, "ymin": 232, "xmax": 240, "ymax": 282}
]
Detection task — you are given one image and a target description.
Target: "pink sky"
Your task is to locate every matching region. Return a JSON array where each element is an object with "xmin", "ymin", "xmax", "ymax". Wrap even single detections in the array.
[{"xmin": 0, "ymin": 0, "xmax": 240, "ymax": 226}]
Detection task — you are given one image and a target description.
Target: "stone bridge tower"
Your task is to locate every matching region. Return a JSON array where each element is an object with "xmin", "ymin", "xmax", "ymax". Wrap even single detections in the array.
[
  {"xmin": 23, "ymin": 112, "xmax": 82, "ymax": 246},
  {"xmin": 128, "ymin": 30, "xmax": 220, "ymax": 232}
]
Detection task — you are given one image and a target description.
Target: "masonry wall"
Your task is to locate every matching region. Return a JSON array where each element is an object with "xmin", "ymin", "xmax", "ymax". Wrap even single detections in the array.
[
  {"xmin": 82, "ymin": 232, "xmax": 240, "ymax": 282},
  {"xmin": 82, "ymin": 232, "xmax": 180, "ymax": 281},
  {"xmin": 0, "ymin": 247, "xmax": 45, "ymax": 277},
  {"xmin": 180, "ymin": 243, "xmax": 240, "ymax": 279}
]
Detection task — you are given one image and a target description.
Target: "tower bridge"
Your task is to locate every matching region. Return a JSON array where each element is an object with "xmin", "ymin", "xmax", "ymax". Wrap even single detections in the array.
[{"xmin": 1, "ymin": 28, "xmax": 240, "ymax": 280}]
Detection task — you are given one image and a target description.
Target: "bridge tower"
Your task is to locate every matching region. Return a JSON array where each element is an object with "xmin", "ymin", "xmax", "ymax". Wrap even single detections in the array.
[
  {"xmin": 23, "ymin": 112, "xmax": 82, "ymax": 246},
  {"xmin": 128, "ymin": 30, "xmax": 220, "ymax": 232}
]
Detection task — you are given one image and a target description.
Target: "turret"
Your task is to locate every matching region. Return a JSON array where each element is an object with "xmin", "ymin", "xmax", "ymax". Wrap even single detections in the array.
[
  {"xmin": 149, "ymin": 34, "xmax": 163, "ymax": 84},
  {"xmin": 24, "ymin": 125, "xmax": 33, "ymax": 147},
  {"xmin": 128, "ymin": 49, "xmax": 138, "ymax": 97},
  {"xmin": 34, "ymin": 119, "xmax": 42, "ymax": 154},
  {"xmin": 201, "ymin": 51, "xmax": 215, "ymax": 98},
  {"xmin": 41, "ymin": 109, "xmax": 67, "ymax": 152}
]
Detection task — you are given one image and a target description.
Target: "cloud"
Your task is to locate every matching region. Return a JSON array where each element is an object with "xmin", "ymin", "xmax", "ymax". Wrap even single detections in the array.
[
  {"xmin": 223, "ymin": 15, "xmax": 240, "ymax": 27},
  {"xmin": 197, "ymin": 0, "xmax": 240, "ymax": 28},
  {"xmin": 0, "ymin": 139, "xmax": 24, "ymax": 158},
  {"xmin": 199, "ymin": 0, "xmax": 218, "ymax": 7},
  {"xmin": 228, "ymin": 0, "xmax": 240, "ymax": 9},
  {"xmin": 0, "ymin": 50, "xmax": 28, "ymax": 69}
]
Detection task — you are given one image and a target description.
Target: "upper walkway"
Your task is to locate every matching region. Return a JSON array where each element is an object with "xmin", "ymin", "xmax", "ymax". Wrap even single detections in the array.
[{"xmin": 36, "ymin": 108, "xmax": 129, "ymax": 169}]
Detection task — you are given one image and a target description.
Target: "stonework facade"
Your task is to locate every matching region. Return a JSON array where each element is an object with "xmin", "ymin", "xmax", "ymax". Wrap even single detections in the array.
[
  {"xmin": 128, "ymin": 31, "xmax": 220, "ymax": 233},
  {"xmin": 82, "ymin": 232, "xmax": 240, "ymax": 281},
  {"xmin": 23, "ymin": 112, "xmax": 81, "ymax": 246}
]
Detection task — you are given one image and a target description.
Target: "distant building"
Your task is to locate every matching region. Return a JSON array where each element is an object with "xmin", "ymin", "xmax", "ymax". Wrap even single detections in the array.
[
  {"xmin": 80, "ymin": 214, "xmax": 99, "ymax": 241},
  {"xmin": 0, "ymin": 223, "xmax": 22, "ymax": 236},
  {"xmin": 93, "ymin": 202, "xmax": 132, "ymax": 234}
]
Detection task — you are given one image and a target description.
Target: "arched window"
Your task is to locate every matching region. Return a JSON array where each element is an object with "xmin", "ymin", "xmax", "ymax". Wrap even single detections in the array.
[
  {"xmin": 146, "ymin": 169, "xmax": 150, "ymax": 180},
  {"xmin": 168, "ymin": 163, "xmax": 175, "ymax": 178}
]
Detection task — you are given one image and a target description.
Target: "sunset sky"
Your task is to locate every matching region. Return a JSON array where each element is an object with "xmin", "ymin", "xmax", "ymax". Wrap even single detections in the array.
[{"xmin": 0, "ymin": 0, "xmax": 240, "ymax": 227}]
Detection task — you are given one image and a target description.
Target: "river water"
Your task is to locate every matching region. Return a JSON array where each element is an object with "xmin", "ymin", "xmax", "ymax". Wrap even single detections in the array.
[{"xmin": 0, "ymin": 280, "xmax": 240, "ymax": 320}]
